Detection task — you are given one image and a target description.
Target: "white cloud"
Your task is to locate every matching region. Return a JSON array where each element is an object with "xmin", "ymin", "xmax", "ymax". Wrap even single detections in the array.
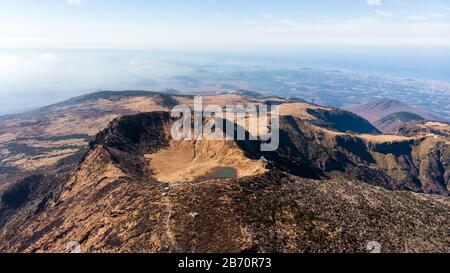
[
  {"xmin": 2, "ymin": 4, "xmax": 450, "ymax": 50},
  {"xmin": 407, "ymin": 13, "xmax": 447, "ymax": 22},
  {"xmin": 408, "ymin": 15, "xmax": 427, "ymax": 21},
  {"xmin": 427, "ymin": 13, "xmax": 447, "ymax": 19},
  {"xmin": 261, "ymin": 13, "xmax": 275, "ymax": 19},
  {"xmin": 279, "ymin": 20, "xmax": 304, "ymax": 28},
  {"xmin": 246, "ymin": 20, "xmax": 259, "ymax": 25},
  {"xmin": 3, "ymin": 18, "xmax": 450, "ymax": 50},
  {"xmin": 375, "ymin": 10, "xmax": 391, "ymax": 17},
  {"xmin": 39, "ymin": 53, "xmax": 56, "ymax": 60},
  {"xmin": 238, "ymin": 19, "xmax": 450, "ymax": 47},
  {"xmin": 367, "ymin": 0, "xmax": 382, "ymax": 6},
  {"xmin": 430, "ymin": 5, "xmax": 450, "ymax": 12},
  {"xmin": 0, "ymin": 56, "xmax": 18, "ymax": 66},
  {"xmin": 66, "ymin": 0, "xmax": 81, "ymax": 6}
]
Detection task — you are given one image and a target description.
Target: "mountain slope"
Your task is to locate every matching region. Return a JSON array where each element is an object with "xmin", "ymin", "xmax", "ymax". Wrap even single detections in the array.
[
  {"xmin": 0, "ymin": 91, "xmax": 377, "ymax": 174},
  {"xmin": 278, "ymin": 103, "xmax": 380, "ymax": 134},
  {"xmin": 374, "ymin": 112, "xmax": 425, "ymax": 134},
  {"xmin": 0, "ymin": 91, "xmax": 449, "ymax": 253},
  {"xmin": 397, "ymin": 121, "xmax": 450, "ymax": 138},
  {"xmin": 0, "ymin": 111, "xmax": 448, "ymax": 253},
  {"xmin": 347, "ymin": 98, "xmax": 442, "ymax": 124},
  {"xmin": 258, "ymin": 115, "xmax": 449, "ymax": 195}
]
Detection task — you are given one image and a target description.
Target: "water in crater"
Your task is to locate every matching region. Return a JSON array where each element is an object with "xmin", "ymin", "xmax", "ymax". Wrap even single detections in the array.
[{"xmin": 210, "ymin": 167, "xmax": 238, "ymax": 179}]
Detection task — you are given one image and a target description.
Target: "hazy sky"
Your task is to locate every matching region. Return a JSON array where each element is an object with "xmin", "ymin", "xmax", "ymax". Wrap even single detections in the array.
[
  {"xmin": 1, "ymin": 1, "xmax": 450, "ymax": 115},
  {"xmin": 1, "ymin": 0, "xmax": 450, "ymax": 50}
]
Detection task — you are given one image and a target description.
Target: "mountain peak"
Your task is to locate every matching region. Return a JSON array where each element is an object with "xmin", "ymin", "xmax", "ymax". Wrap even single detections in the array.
[
  {"xmin": 346, "ymin": 98, "xmax": 443, "ymax": 125},
  {"xmin": 363, "ymin": 98, "xmax": 410, "ymax": 112}
]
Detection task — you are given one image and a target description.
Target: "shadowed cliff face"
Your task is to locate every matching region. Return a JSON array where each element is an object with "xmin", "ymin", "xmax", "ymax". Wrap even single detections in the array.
[
  {"xmin": 232, "ymin": 115, "xmax": 449, "ymax": 195},
  {"xmin": 306, "ymin": 108, "xmax": 380, "ymax": 134},
  {"xmin": 0, "ymin": 111, "xmax": 449, "ymax": 253}
]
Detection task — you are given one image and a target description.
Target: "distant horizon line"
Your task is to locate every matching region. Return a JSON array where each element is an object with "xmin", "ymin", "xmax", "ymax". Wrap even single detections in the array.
[{"xmin": 2, "ymin": 44, "xmax": 450, "ymax": 53}]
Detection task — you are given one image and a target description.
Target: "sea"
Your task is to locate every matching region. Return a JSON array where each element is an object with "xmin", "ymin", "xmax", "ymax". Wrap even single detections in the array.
[{"xmin": 0, "ymin": 46, "xmax": 449, "ymax": 115}]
